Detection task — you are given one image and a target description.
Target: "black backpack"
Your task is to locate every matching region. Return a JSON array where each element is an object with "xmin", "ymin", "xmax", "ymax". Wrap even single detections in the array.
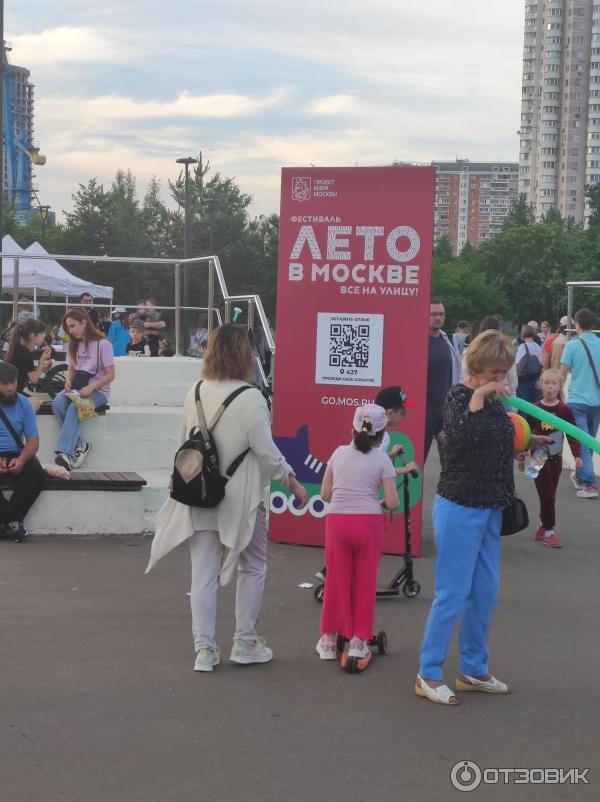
[
  {"xmin": 516, "ymin": 343, "xmax": 542, "ymax": 382},
  {"xmin": 170, "ymin": 381, "xmax": 254, "ymax": 508}
]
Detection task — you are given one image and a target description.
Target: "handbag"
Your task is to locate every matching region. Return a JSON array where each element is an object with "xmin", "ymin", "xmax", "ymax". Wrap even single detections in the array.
[
  {"xmin": 501, "ymin": 495, "xmax": 529, "ymax": 536},
  {"xmin": 72, "ymin": 341, "xmax": 101, "ymax": 391}
]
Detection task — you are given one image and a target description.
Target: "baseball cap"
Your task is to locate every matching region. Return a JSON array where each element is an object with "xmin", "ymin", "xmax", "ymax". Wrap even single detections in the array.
[
  {"xmin": 375, "ymin": 385, "xmax": 417, "ymax": 410},
  {"xmin": 559, "ymin": 315, "xmax": 571, "ymax": 327},
  {"xmin": 0, "ymin": 362, "xmax": 19, "ymax": 382},
  {"xmin": 353, "ymin": 404, "xmax": 388, "ymax": 435}
]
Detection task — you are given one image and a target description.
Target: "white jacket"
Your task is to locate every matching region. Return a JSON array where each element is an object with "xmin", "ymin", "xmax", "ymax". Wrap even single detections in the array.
[{"xmin": 146, "ymin": 379, "xmax": 293, "ymax": 584}]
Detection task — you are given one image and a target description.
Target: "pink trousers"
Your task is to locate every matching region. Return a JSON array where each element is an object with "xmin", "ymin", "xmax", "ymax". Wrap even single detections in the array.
[{"xmin": 320, "ymin": 513, "xmax": 385, "ymax": 640}]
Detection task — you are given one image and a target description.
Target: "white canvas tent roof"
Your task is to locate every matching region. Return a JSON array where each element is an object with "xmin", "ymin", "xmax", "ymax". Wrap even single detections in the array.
[{"xmin": 1, "ymin": 236, "xmax": 113, "ymax": 299}]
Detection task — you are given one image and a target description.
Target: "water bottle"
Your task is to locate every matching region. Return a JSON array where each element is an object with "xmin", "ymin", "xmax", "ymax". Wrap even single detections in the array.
[{"xmin": 524, "ymin": 448, "xmax": 548, "ymax": 479}]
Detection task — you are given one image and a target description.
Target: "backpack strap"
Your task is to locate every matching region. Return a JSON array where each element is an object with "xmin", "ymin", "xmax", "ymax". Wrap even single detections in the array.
[
  {"xmin": 206, "ymin": 384, "xmax": 254, "ymax": 430},
  {"xmin": 193, "ymin": 381, "xmax": 211, "ymax": 440},
  {"xmin": 579, "ymin": 338, "xmax": 600, "ymax": 389},
  {"xmin": 0, "ymin": 403, "xmax": 24, "ymax": 452}
]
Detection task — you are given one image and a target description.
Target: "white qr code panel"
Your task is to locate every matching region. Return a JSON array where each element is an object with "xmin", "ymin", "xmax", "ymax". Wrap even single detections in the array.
[{"xmin": 315, "ymin": 312, "xmax": 383, "ymax": 386}]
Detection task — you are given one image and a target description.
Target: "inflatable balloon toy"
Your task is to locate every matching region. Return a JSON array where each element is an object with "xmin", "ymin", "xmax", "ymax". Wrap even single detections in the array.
[
  {"xmin": 500, "ymin": 396, "xmax": 600, "ymax": 456},
  {"xmin": 507, "ymin": 412, "xmax": 531, "ymax": 453}
]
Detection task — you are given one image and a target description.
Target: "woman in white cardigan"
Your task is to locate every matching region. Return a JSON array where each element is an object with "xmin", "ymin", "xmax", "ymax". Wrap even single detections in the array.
[{"xmin": 147, "ymin": 324, "xmax": 307, "ymax": 672}]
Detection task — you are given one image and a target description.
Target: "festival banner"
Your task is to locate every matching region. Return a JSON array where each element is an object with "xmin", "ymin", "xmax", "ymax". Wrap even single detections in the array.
[{"xmin": 269, "ymin": 166, "xmax": 435, "ymax": 555}]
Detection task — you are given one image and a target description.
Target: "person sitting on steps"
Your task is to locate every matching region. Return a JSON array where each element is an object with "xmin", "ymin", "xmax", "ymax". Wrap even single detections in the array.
[
  {"xmin": 52, "ymin": 309, "xmax": 115, "ymax": 471},
  {"xmin": 0, "ymin": 362, "xmax": 44, "ymax": 542},
  {"xmin": 6, "ymin": 319, "xmax": 53, "ymax": 412}
]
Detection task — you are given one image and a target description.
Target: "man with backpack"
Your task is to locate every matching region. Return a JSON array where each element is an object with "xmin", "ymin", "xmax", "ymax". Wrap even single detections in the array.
[
  {"xmin": 0, "ymin": 362, "xmax": 44, "ymax": 541},
  {"xmin": 560, "ymin": 308, "xmax": 600, "ymax": 499},
  {"xmin": 515, "ymin": 324, "xmax": 543, "ymax": 404}
]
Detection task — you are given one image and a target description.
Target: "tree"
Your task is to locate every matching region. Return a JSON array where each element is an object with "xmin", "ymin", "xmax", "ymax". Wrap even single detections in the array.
[
  {"xmin": 585, "ymin": 182, "xmax": 600, "ymax": 228},
  {"xmin": 431, "ymin": 258, "xmax": 508, "ymax": 332},
  {"xmin": 502, "ymin": 194, "xmax": 534, "ymax": 230},
  {"xmin": 433, "ymin": 234, "xmax": 454, "ymax": 263}
]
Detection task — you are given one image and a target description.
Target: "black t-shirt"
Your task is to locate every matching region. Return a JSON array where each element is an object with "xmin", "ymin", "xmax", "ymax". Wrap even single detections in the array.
[
  {"xmin": 427, "ymin": 335, "xmax": 453, "ymax": 415},
  {"xmin": 9, "ymin": 343, "xmax": 35, "ymax": 392},
  {"xmin": 437, "ymin": 385, "xmax": 515, "ymax": 509},
  {"xmin": 126, "ymin": 338, "xmax": 148, "ymax": 354}
]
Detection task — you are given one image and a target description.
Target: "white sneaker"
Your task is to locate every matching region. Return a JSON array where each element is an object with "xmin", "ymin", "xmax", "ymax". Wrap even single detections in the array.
[
  {"xmin": 348, "ymin": 637, "xmax": 370, "ymax": 659},
  {"xmin": 576, "ymin": 485, "xmax": 599, "ymax": 499},
  {"xmin": 316, "ymin": 634, "xmax": 337, "ymax": 660},
  {"xmin": 72, "ymin": 441, "xmax": 92, "ymax": 469},
  {"xmin": 55, "ymin": 453, "xmax": 73, "ymax": 471},
  {"xmin": 570, "ymin": 471, "xmax": 585, "ymax": 491},
  {"xmin": 194, "ymin": 645, "xmax": 220, "ymax": 672},
  {"xmin": 229, "ymin": 636, "xmax": 273, "ymax": 664}
]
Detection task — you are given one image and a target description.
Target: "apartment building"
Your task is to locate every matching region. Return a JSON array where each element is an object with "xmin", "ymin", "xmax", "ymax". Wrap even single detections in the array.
[
  {"xmin": 519, "ymin": 0, "xmax": 600, "ymax": 223},
  {"xmin": 433, "ymin": 160, "xmax": 519, "ymax": 255}
]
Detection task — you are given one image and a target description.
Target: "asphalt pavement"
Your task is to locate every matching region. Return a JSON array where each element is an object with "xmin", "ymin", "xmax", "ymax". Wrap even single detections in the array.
[{"xmin": 1, "ymin": 453, "xmax": 599, "ymax": 802}]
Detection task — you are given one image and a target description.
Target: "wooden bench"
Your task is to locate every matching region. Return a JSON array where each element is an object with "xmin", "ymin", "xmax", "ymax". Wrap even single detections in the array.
[{"xmin": 0, "ymin": 471, "xmax": 146, "ymax": 492}]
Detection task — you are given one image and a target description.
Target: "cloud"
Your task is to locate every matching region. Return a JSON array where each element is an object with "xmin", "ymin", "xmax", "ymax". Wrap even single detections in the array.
[
  {"xmin": 36, "ymin": 87, "xmax": 289, "ymax": 127},
  {"xmin": 307, "ymin": 95, "xmax": 357, "ymax": 116},
  {"xmin": 9, "ymin": 26, "xmax": 132, "ymax": 66}
]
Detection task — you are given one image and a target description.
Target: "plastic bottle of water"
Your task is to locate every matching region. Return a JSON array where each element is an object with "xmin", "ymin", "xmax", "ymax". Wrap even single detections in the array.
[{"xmin": 524, "ymin": 448, "xmax": 548, "ymax": 479}]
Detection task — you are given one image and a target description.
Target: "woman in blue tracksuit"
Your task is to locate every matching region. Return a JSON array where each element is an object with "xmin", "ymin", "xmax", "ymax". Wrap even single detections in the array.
[{"xmin": 415, "ymin": 330, "xmax": 548, "ymax": 705}]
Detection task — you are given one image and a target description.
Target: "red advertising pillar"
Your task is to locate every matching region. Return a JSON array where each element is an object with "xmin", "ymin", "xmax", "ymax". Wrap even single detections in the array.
[{"xmin": 269, "ymin": 166, "xmax": 435, "ymax": 555}]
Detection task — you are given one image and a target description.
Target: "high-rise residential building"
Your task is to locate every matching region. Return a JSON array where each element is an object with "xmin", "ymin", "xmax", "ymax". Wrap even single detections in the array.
[
  {"xmin": 432, "ymin": 160, "xmax": 519, "ymax": 255},
  {"xmin": 3, "ymin": 46, "xmax": 42, "ymax": 223},
  {"xmin": 519, "ymin": 0, "xmax": 600, "ymax": 223}
]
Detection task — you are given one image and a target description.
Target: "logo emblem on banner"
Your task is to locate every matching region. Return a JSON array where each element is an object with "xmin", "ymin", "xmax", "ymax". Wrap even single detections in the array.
[{"xmin": 292, "ymin": 177, "xmax": 311, "ymax": 202}]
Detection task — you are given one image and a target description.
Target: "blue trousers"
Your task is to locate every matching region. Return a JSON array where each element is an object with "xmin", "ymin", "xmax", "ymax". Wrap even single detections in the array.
[
  {"xmin": 569, "ymin": 403, "xmax": 600, "ymax": 487},
  {"xmin": 419, "ymin": 496, "xmax": 502, "ymax": 680},
  {"xmin": 52, "ymin": 389, "xmax": 105, "ymax": 456}
]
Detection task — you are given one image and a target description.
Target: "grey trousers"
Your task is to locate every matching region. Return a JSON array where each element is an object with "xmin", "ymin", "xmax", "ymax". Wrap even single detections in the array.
[{"xmin": 189, "ymin": 504, "xmax": 267, "ymax": 651}]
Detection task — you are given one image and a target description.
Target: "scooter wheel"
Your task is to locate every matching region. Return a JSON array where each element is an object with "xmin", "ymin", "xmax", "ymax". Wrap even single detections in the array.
[
  {"xmin": 347, "ymin": 657, "xmax": 358, "ymax": 674},
  {"xmin": 376, "ymin": 631, "xmax": 387, "ymax": 655},
  {"xmin": 314, "ymin": 584, "xmax": 325, "ymax": 603},
  {"xmin": 402, "ymin": 580, "xmax": 421, "ymax": 599},
  {"xmin": 336, "ymin": 634, "xmax": 346, "ymax": 655}
]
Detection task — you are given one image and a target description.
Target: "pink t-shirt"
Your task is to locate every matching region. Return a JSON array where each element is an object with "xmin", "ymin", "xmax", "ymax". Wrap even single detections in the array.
[
  {"xmin": 68, "ymin": 338, "xmax": 115, "ymax": 400},
  {"xmin": 326, "ymin": 443, "xmax": 396, "ymax": 515}
]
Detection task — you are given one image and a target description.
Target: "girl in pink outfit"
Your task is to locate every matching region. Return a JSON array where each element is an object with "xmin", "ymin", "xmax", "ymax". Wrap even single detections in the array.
[{"xmin": 317, "ymin": 404, "xmax": 400, "ymax": 665}]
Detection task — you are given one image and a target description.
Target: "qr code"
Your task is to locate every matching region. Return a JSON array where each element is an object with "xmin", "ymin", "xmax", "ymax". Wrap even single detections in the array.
[{"xmin": 328, "ymin": 324, "xmax": 370, "ymax": 368}]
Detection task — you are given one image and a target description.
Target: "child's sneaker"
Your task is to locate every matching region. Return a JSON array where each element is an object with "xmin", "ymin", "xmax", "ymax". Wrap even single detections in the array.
[
  {"xmin": 229, "ymin": 636, "xmax": 273, "ymax": 664},
  {"xmin": 316, "ymin": 634, "xmax": 337, "ymax": 660},
  {"xmin": 7, "ymin": 521, "xmax": 27, "ymax": 543},
  {"xmin": 543, "ymin": 532, "xmax": 562, "ymax": 548},
  {"xmin": 534, "ymin": 524, "xmax": 545, "ymax": 542},
  {"xmin": 348, "ymin": 637, "xmax": 369, "ymax": 659},
  {"xmin": 570, "ymin": 471, "xmax": 585, "ymax": 491},
  {"xmin": 576, "ymin": 484, "xmax": 599, "ymax": 499},
  {"xmin": 193, "ymin": 645, "xmax": 220, "ymax": 672}
]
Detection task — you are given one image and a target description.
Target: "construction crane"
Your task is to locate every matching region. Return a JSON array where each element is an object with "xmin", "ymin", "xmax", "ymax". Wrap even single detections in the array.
[{"xmin": 3, "ymin": 45, "xmax": 46, "ymax": 222}]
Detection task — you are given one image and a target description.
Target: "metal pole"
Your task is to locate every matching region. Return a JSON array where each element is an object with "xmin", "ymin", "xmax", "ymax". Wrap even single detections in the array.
[
  {"xmin": 247, "ymin": 299, "xmax": 255, "ymax": 330},
  {"xmin": 183, "ymin": 162, "xmax": 190, "ymax": 307},
  {"xmin": 567, "ymin": 285, "xmax": 574, "ymax": 339},
  {"xmin": 12, "ymin": 256, "xmax": 19, "ymax": 321},
  {"xmin": 224, "ymin": 300, "xmax": 231, "ymax": 323},
  {"xmin": 208, "ymin": 257, "xmax": 214, "ymax": 334},
  {"xmin": 174, "ymin": 261, "xmax": 182, "ymax": 356},
  {"xmin": 0, "ymin": 3, "xmax": 5, "ymax": 324}
]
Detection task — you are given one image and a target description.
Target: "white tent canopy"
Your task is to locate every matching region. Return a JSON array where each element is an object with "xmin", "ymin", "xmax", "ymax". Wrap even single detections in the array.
[{"xmin": 1, "ymin": 236, "xmax": 113, "ymax": 299}]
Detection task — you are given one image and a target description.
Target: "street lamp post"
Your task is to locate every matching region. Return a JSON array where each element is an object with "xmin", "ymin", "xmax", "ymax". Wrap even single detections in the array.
[
  {"xmin": 175, "ymin": 156, "xmax": 198, "ymax": 312},
  {"xmin": 39, "ymin": 204, "xmax": 50, "ymax": 244}
]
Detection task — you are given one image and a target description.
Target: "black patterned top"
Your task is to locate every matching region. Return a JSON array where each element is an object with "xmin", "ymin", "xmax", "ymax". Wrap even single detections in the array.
[{"xmin": 437, "ymin": 384, "xmax": 515, "ymax": 509}]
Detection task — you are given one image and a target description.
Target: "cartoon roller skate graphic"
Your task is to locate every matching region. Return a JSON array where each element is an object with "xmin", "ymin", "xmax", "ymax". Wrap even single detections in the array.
[{"xmin": 270, "ymin": 425, "xmax": 328, "ymax": 519}]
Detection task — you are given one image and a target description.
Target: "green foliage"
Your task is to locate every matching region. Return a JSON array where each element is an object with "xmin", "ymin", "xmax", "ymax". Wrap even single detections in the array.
[{"xmin": 502, "ymin": 194, "xmax": 534, "ymax": 230}]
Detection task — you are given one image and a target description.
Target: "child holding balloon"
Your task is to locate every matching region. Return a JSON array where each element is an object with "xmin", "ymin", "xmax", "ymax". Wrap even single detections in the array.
[{"xmin": 527, "ymin": 369, "xmax": 582, "ymax": 548}]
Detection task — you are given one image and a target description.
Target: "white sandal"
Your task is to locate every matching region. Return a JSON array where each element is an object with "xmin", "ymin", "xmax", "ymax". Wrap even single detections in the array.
[
  {"xmin": 415, "ymin": 673, "xmax": 459, "ymax": 705},
  {"xmin": 456, "ymin": 674, "xmax": 510, "ymax": 694}
]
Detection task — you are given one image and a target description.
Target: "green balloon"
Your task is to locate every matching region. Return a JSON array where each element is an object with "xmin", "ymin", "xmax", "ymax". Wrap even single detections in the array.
[{"xmin": 500, "ymin": 395, "xmax": 600, "ymax": 456}]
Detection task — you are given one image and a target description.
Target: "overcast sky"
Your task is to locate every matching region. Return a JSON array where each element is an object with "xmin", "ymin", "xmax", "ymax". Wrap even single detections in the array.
[{"xmin": 9, "ymin": 1, "xmax": 525, "ymax": 221}]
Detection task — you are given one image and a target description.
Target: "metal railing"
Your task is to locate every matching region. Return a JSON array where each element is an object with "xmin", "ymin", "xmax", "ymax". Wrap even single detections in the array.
[
  {"xmin": 0, "ymin": 251, "xmax": 274, "ymax": 368},
  {"xmin": 566, "ymin": 281, "xmax": 600, "ymax": 338}
]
